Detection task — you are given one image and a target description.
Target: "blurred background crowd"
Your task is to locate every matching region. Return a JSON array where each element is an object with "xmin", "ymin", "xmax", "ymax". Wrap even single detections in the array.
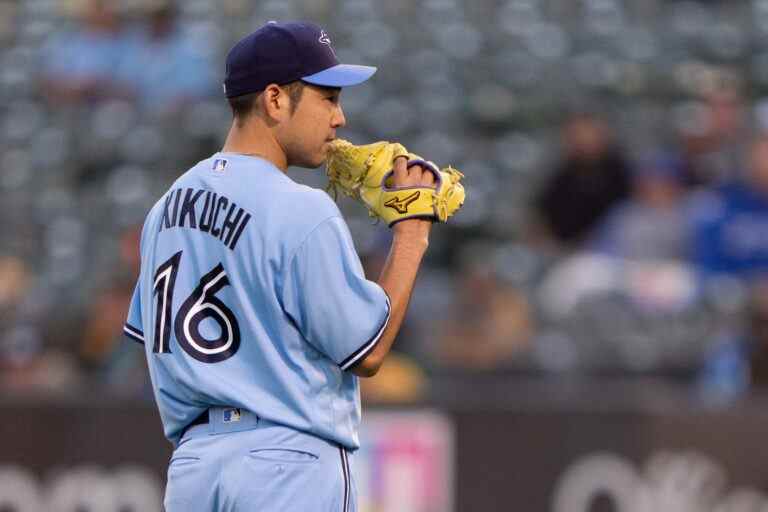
[{"xmin": 3, "ymin": 0, "xmax": 768, "ymax": 405}]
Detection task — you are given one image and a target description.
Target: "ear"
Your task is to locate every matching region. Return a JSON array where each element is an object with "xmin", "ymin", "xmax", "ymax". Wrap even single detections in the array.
[{"xmin": 261, "ymin": 84, "xmax": 290, "ymax": 122}]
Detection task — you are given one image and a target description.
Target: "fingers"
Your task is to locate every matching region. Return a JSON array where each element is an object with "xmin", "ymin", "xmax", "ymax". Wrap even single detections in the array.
[
  {"xmin": 407, "ymin": 164, "xmax": 423, "ymax": 186},
  {"xmin": 420, "ymin": 167, "xmax": 436, "ymax": 187},
  {"xmin": 408, "ymin": 163, "xmax": 437, "ymax": 188},
  {"xmin": 392, "ymin": 156, "xmax": 409, "ymax": 186},
  {"xmin": 392, "ymin": 158, "xmax": 437, "ymax": 188}
]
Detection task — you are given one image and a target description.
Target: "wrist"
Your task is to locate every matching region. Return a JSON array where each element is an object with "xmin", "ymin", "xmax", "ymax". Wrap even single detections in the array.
[{"xmin": 392, "ymin": 219, "xmax": 431, "ymax": 249}]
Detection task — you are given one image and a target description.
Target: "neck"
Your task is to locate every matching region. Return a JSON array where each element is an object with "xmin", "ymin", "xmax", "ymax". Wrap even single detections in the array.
[{"xmin": 221, "ymin": 119, "xmax": 288, "ymax": 172}]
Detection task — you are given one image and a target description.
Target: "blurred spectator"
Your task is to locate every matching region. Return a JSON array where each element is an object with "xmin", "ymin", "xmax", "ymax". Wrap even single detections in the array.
[
  {"xmin": 80, "ymin": 279, "xmax": 133, "ymax": 372},
  {"xmin": 690, "ymin": 135, "xmax": 768, "ymax": 279},
  {"xmin": 118, "ymin": 223, "xmax": 142, "ymax": 277},
  {"xmin": 531, "ymin": 113, "xmax": 632, "ymax": 251},
  {"xmin": 699, "ymin": 279, "xmax": 768, "ymax": 401},
  {"xmin": 434, "ymin": 260, "xmax": 533, "ymax": 369},
  {"xmin": 80, "ymin": 277, "xmax": 150, "ymax": 396},
  {"xmin": 79, "ymin": 226, "xmax": 147, "ymax": 395},
  {"xmin": 588, "ymin": 154, "xmax": 690, "ymax": 262},
  {"xmin": 116, "ymin": 1, "xmax": 217, "ymax": 113},
  {"xmin": 0, "ymin": 255, "xmax": 34, "ymax": 376},
  {"xmin": 0, "ymin": 254, "xmax": 82, "ymax": 394},
  {"xmin": 0, "ymin": 255, "xmax": 30, "ymax": 316},
  {"xmin": 38, "ymin": 0, "xmax": 132, "ymax": 105},
  {"xmin": 678, "ymin": 84, "xmax": 749, "ymax": 187}
]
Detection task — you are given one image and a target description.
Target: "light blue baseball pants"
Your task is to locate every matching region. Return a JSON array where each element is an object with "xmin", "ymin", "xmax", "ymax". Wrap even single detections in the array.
[{"xmin": 164, "ymin": 407, "xmax": 356, "ymax": 511}]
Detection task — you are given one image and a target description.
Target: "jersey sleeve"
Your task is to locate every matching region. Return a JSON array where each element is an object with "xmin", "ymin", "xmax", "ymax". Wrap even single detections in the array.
[
  {"xmin": 123, "ymin": 281, "xmax": 145, "ymax": 345},
  {"xmin": 280, "ymin": 216, "xmax": 390, "ymax": 371}
]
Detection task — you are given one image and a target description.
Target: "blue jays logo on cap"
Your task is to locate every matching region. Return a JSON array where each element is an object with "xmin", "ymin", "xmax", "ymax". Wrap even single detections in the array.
[
  {"xmin": 318, "ymin": 29, "xmax": 335, "ymax": 56},
  {"xmin": 223, "ymin": 21, "xmax": 376, "ymax": 98}
]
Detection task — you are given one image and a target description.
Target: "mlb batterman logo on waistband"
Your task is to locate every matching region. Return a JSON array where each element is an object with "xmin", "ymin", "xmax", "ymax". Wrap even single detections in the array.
[
  {"xmin": 223, "ymin": 408, "xmax": 241, "ymax": 423},
  {"xmin": 222, "ymin": 21, "xmax": 376, "ymax": 98}
]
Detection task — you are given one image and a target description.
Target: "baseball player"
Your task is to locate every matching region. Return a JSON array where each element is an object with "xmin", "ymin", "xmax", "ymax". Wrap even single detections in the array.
[{"xmin": 124, "ymin": 21, "xmax": 435, "ymax": 511}]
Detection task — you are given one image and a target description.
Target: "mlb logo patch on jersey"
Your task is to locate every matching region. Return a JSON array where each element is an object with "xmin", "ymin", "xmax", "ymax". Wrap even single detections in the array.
[
  {"xmin": 223, "ymin": 408, "xmax": 241, "ymax": 423},
  {"xmin": 212, "ymin": 158, "xmax": 228, "ymax": 172}
]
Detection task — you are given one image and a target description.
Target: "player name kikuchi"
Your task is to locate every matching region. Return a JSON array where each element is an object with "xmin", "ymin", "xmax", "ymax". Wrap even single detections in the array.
[{"xmin": 159, "ymin": 187, "xmax": 252, "ymax": 251}]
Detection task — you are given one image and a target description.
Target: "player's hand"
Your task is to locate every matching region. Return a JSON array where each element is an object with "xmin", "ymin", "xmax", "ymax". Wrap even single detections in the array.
[
  {"xmin": 392, "ymin": 155, "xmax": 436, "ymax": 188},
  {"xmin": 392, "ymin": 156, "xmax": 433, "ymax": 242}
]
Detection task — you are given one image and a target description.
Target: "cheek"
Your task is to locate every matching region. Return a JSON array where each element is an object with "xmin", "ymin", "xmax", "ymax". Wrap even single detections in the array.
[
  {"xmin": 309, "ymin": 114, "xmax": 331, "ymax": 142},
  {"xmin": 291, "ymin": 104, "xmax": 332, "ymax": 152},
  {"xmin": 307, "ymin": 103, "xmax": 334, "ymax": 128}
]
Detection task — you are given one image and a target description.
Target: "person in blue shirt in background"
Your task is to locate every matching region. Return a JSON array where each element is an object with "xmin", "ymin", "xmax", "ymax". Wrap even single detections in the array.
[
  {"xmin": 692, "ymin": 135, "xmax": 768, "ymax": 400},
  {"xmin": 690, "ymin": 135, "xmax": 768, "ymax": 279},
  {"xmin": 39, "ymin": 0, "xmax": 132, "ymax": 105},
  {"xmin": 589, "ymin": 153, "xmax": 690, "ymax": 263},
  {"xmin": 117, "ymin": 1, "xmax": 216, "ymax": 114},
  {"xmin": 698, "ymin": 279, "xmax": 768, "ymax": 401}
]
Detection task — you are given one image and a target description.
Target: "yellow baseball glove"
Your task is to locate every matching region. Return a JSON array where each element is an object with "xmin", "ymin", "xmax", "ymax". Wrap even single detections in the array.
[{"xmin": 325, "ymin": 139, "xmax": 465, "ymax": 227}]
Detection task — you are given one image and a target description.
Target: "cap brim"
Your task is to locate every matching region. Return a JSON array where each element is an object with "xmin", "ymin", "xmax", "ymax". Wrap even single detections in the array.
[{"xmin": 301, "ymin": 64, "xmax": 377, "ymax": 87}]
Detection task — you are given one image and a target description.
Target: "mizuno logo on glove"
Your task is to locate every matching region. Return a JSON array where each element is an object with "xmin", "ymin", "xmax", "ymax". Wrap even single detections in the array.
[{"xmin": 384, "ymin": 191, "xmax": 420, "ymax": 214}]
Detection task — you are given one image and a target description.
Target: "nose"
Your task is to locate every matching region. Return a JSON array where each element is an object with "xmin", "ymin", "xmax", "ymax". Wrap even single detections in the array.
[{"xmin": 332, "ymin": 104, "xmax": 346, "ymax": 129}]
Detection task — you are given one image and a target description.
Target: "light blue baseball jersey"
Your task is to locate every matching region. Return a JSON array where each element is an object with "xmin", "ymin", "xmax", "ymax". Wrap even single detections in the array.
[{"xmin": 124, "ymin": 153, "xmax": 390, "ymax": 449}]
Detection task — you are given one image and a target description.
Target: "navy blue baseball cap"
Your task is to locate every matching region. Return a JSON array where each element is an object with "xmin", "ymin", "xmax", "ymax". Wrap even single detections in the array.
[{"xmin": 223, "ymin": 21, "xmax": 377, "ymax": 98}]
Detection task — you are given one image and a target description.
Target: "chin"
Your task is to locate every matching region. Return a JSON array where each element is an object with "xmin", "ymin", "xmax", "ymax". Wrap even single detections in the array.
[
  {"xmin": 310, "ymin": 151, "xmax": 327, "ymax": 169},
  {"xmin": 295, "ymin": 158, "xmax": 324, "ymax": 170},
  {"xmin": 289, "ymin": 151, "xmax": 325, "ymax": 170}
]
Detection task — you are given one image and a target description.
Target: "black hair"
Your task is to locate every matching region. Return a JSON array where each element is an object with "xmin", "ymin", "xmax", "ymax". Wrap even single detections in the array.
[
  {"xmin": 228, "ymin": 92, "xmax": 259, "ymax": 123},
  {"xmin": 227, "ymin": 81, "xmax": 305, "ymax": 124}
]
